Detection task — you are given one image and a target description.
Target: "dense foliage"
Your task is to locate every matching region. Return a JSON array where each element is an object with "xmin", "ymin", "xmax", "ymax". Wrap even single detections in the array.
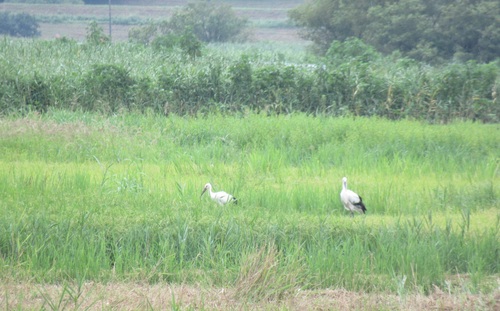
[
  {"xmin": 170, "ymin": 1, "xmax": 249, "ymax": 43},
  {"xmin": 0, "ymin": 12, "xmax": 40, "ymax": 37},
  {"xmin": 0, "ymin": 36, "xmax": 498, "ymax": 122},
  {"xmin": 129, "ymin": 23, "xmax": 204, "ymax": 58},
  {"xmin": 289, "ymin": 0, "xmax": 500, "ymax": 63},
  {"xmin": 128, "ymin": 1, "xmax": 248, "ymax": 44},
  {"xmin": 85, "ymin": 20, "xmax": 110, "ymax": 45}
]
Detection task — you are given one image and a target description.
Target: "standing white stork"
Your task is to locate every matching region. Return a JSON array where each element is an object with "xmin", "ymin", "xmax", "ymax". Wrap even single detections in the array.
[
  {"xmin": 340, "ymin": 177, "xmax": 367, "ymax": 217},
  {"xmin": 200, "ymin": 183, "xmax": 237, "ymax": 206}
]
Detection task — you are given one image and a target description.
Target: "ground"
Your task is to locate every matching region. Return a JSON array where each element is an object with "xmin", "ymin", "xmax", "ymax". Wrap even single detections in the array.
[{"xmin": 2, "ymin": 281, "xmax": 499, "ymax": 310}]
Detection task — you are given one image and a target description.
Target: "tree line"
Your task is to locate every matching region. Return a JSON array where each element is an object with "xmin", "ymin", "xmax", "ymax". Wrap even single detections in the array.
[
  {"xmin": 2, "ymin": 0, "xmax": 499, "ymax": 63},
  {"xmin": 289, "ymin": 0, "xmax": 499, "ymax": 63}
]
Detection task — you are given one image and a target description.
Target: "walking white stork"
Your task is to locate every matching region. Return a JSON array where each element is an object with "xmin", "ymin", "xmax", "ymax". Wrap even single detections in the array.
[
  {"xmin": 200, "ymin": 183, "xmax": 237, "ymax": 206},
  {"xmin": 340, "ymin": 177, "xmax": 367, "ymax": 217}
]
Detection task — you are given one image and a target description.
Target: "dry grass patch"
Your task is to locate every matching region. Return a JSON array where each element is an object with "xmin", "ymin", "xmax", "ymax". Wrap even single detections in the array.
[
  {"xmin": 233, "ymin": 243, "xmax": 305, "ymax": 302},
  {"xmin": 0, "ymin": 116, "xmax": 126, "ymax": 141},
  {"xmin": 0, "ymin": 118, "xmax": 93, "ymax": 138},
  {"xmin": 1, "ymin": 281, "xmax": 498, "ymax": 310}
]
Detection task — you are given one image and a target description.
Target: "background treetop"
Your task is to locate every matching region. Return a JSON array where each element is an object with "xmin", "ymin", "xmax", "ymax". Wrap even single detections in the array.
[{"xmin": 289, "ymin": 0, "xmax": 500, "ymax": 63}]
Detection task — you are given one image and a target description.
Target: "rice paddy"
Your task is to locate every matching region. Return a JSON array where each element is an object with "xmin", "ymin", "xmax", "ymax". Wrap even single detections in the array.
[{"xmin": 0, "ymin": 112, "xmax": 498, "ymax": 308}]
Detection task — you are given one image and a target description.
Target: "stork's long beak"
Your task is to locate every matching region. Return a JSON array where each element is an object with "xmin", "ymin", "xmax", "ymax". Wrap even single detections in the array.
[{"xmin": 200, "ymin": 188, "xmax": 207, "ymax": 198}]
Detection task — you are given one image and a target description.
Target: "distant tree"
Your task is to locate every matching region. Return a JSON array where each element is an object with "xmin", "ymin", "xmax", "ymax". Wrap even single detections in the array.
[
  {"xmin": 364, "ymin": 0, "xmax": 500, "ymax": 63},
  {"xmin": 325, "ymin": 37, "xmax": 382, "ymax": 65},
  {"xmin": 0, "ymin": 12, "xmax": 41, "ymax": 37},
  {"xmin": 150, "ymin": 29, "xmax": 203, "ymax": 59},
  {"xmin": 288, "ymin": 0, "xmax": 379, "ymax": 54},
  {"xmin": 289, "ymin": 0, "xmax": 500, "ymax": 63},
  {"xmin": 177, "ymin": 28, "xmax": 203, "ymax": 59},
  {"xmin": 85, "ymin": 21, "xmax": 110, "ymax": 45},
  {"xmin": 436, "ymin": 1, "xmax": 500, "ymax": 62},
  {"xmin": 129, "ymin": 0, "xmax": 248, "ymax": 44},
  {"xmin": 128, "ymin": 23, "xmax": 158, "ymax": 45},
  {"xmin": 168, "ymin": 1, "xmax": 249, "ymax": 43},
  {"xmin": 129, "ymin": 1, "xmax": 247, "ymax": 57}
]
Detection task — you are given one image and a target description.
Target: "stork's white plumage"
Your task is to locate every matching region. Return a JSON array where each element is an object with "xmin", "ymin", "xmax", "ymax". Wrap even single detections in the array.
[
  {"xmin": 201, "ymin": 183, "xmax": 237, "ymax": 206},
  {"xmin": 340, "ymin": 177, "xmax": 367, "ymax": 217}
]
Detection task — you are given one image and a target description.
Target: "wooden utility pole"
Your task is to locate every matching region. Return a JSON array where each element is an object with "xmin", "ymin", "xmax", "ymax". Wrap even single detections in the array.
[{"xmin": 108, "ymin": 0, "xmax": 112, "ymax": 40}]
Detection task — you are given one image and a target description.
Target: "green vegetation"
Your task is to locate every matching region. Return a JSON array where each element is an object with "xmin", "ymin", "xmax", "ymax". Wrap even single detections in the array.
[
  {"xmin": 289, "ymin": 0, "xmax": 500, "ymax": 63},
  {"xmin": 128, "ymin": 1, "xmax": 248, "ymax": 45},
  {"xmin": 0, "ymin": 3, "xmax": 498, "ymax": 304},
  {"xmin": 0, "ymin": 11, "xmax": 40, "ymax": 37},
  {"xmin": 168, "ymin": 1, "xmax": 249, "ymax": 43},
  {"xmin": 0, "ymin": 111, "xmax": 498, "ymax": 298},
  {"xmin": 85, "ymin": 20, "xmax": 110, "ymax": 45},
  {"xmin": 0, "ymin": 37, "xmax": 498, "ymax": 122}
]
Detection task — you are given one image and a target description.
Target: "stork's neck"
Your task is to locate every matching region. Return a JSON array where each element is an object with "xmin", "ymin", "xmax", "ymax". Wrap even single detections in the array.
[
  {"xmin": 208, "ymin": 188, "xmax": 216, "ymax": 199},
  {"xmin": 343, "ymin": 180, "xmax": 347, "ymax": 190}
]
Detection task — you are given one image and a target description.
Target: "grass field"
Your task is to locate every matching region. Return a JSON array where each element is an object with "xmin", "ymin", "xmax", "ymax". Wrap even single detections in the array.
[
  {"xmin": 0, "ymin": 110, "xmax": 498, "ymax": 309},
  {"xmin": 0, "ymin": 1, "xmax": 498, "ymax": 309}
]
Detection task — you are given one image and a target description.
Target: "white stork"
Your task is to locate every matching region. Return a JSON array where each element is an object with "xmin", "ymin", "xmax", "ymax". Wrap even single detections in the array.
[
  {"xmin": 200, "ymin": 183, "xmax": 237, "ymax": 206},
  {"xmin": 340, "ymin": 177, "xmax": 367, "ymax": 217}
]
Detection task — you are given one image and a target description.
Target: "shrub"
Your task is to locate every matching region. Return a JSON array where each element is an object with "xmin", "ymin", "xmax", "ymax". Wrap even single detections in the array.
[
  {"xmin": 168, "ymin": 1, "xmax": 249, "ymax": 43},
  {"xmin": 177, "ymin": 30, "xmax": 203, "ymax": 59},
  {"xmin": 129, "ymin": 1, "xmax": 248, "ymax": 45},
  {"xmin": 151, "ymin": 34, "xmax": 181, "ymax": 52},
  {"xmin": 85, "ymin": 21, "xmax": 110, "ymax": 45},
  {"xmin": 26, "ymin": 74, "xmax": 53, "ymax": 113},
  {"xmin": 228, "ymin": 55, "xmax": 253, "ymax": 106},
  {"xmin": 82, "ymin": 64, "xmax": 134, "ymax": 112},
  {"xmin": 0, "ymin": 12, "xmax": 40, "ymax": 38},
  {"xmin": 128, "ymin": 23, "xmax": 158, "ymax": 45},
  {"xmin": 130, "ymin": 24, "xmax": 203, "ymax": 58},
  {"xmin": 326, "ymin": 38, "xmax": 382, "ymax": 65}
]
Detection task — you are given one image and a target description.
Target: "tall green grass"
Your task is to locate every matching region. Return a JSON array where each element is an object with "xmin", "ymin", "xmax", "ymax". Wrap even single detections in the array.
[
  {"xmin": 0, "ymin": 38, "xmax": 498, "ymax": 121},
  {"xmin": 0, "ymin": 111, "xmax": 498, "ymax": 296}
]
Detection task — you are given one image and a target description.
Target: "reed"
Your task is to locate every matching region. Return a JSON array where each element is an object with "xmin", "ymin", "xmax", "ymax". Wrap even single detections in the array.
[{"xmin": 0, "ymin": 38, "xmax": 497, "ymax": 121}]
